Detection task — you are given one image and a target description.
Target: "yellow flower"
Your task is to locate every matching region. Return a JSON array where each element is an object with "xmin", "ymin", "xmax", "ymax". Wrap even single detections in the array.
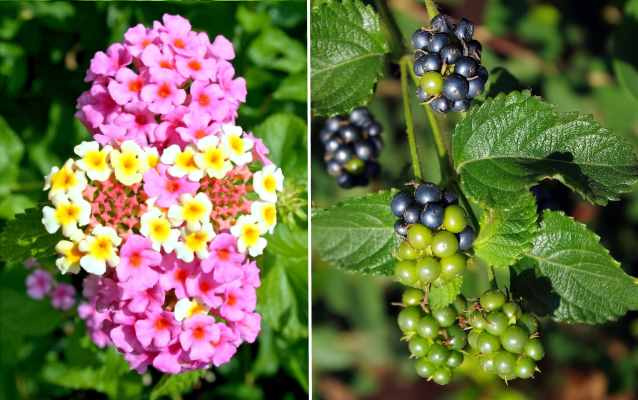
[
  {"xmin": 160, "ymin": 144, "xmax": 203, "ymax": 182},
  {"xmin": 194, "ymin": 135, "xmax": 232, "ymax": 179},
  {"xmin": 42, "ymin": 194, "xmax": 91, "ymax": 240},
  {"xmin": 174, "ymin": 298, "xmax": 208, "ymax": 322},
  {"xmin": 251, "ymin": 201, "xmax": 277, "ymax": 234},
  {"xmin": 253, "ymin": 165, "xmax": 284, "ymax": 203},
  {"xmin": 230, "ymin": 215, "xmax": 267, "ymax": 257},
  {"xmin": 168, "ymin": 192, "xmax": 213, "ymax": 230},
  {"xmin": 140, "ymin": 207, "xmax": 180, "ymax": 252},
  {"xmin": 175, "ymin": 222, "xmax": 215, "ymax": 262},
  {"xmin": 74, "ymin": 141, "xmax": 112, "ymax": 181},
  {"xmin": 221, "ymin": 124, "xmax": 253, "ymax": 166},
  {"xmin": 44, "ymin": 159, "xmax": 87, "ymax": 203},
  {"xmin": 110, "ymin": 140, "xmax": 147, "ymax": 185},
  {"xmin": 78, "ymin": 225, "xmax": 121, "ymax": 275},
  {"xmin": 55, "ymin": 240, "xmax": 84, "ymax": 274}
]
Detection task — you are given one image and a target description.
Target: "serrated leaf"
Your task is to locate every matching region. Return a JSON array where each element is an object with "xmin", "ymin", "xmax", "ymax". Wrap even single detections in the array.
[
  {"xmin": 312, "ymin": 191, "xmax": 399, "ymax": 276},
  {"xmin": 429, "ymin": 275, "xmax": 463, "ymax": 310},
  {"xmin": 0, "ymin": 207, "xmax": 62, "ymax": 265},
  {"xmin": 150, "ymin": 370, "xmax": 206, "ymax": 400},
  {"xmin": 522, "ymin": 211, "xmax": 638, "ymax": 324},
  {"xmin": 311, "ymin": 0, "xmax": 389, "ymax": 115},
  {"xmin": 473, "ymin": 191, "xmax": 538, "ymax": 268},
  {"xmin": 453, "ymin": 91, "xmax": 638, "ymax": 208}
]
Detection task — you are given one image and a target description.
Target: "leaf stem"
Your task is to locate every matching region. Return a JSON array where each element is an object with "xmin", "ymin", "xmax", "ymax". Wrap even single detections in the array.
[
  {"xmin": 399, "ymin": 57, "xmax": 423, "ymax": 180},
  {"xmin": 424, "ymin": 0, "xmax": 439, "ymax": 20}
]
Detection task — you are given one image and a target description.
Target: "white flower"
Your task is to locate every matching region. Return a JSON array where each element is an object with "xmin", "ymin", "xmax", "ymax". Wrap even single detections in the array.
[
  {"xmin": 175, "ymin": 222, "xmax": 216, "ymax": 262},
  {"xmin": 145, "ymin": 147, "xmax": 160, "ymax": 171},
  {"xmin": 251, "ymin": 201, "xmax": 277, "ymax": 234},
  {"xmin": 174, "ymin": 298, "xmax": 208, "ymax": 322},
  {"xmin": 253, "ymin": 164, "xmax": 284, "ymax": 203},
  {"xmin": 55, "ymin": 240, "xmax": 83, "ymax": 274},
  {"xmin": 74, "ymin": 141, "xmax": 112, "ymax": 181},
  {"xmin": 194, "ymin": 135, "xmax": 233, "ymax": 179},
  {"xmin": 110, "ymin": 140, "xmax": 147, "ymax": 185},
  {"xmin": 221, "ymin": 124, "xmax": 253, "ymax": 166},
  {"xmin": 167, "ymin": 192, "xmax": 212, "ymax": 230},
  {"xmin": 230, "ymin": 215, "xmax": 267, "ymax": 257},
  {"xmin": 78, "ymin": 225, "xmax": 121, "ymax": 275},
  {"xmin": 44, "ymin": 159, "xmax": 87, "ymax": 203},
  {"xmin": 160, "ymin": 144, "xmax": 203, "ymax": 182},
  {"xmin": 42, "ymin": 194, "xmax": 91, "ymax": 240},
  {"xmin": 140, "ymin": 207, "xmax": 180, "ymax": 252}
]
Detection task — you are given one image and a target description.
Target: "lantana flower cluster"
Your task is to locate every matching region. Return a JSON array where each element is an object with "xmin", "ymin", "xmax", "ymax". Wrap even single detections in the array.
[
  {"xmin": 40, "ymin": 14, "xmax": 284, "ymax": 374},
  {"xmin": 25, "ymin": 266, "xmax": 77, "ymax": 311}
]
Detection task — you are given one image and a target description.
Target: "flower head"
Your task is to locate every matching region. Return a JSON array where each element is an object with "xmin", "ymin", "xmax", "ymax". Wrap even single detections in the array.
[
  {"xmin": 51, "ymin": 283, "xmax": 77, "ymax": 310},
  {"xmin": 74, "ymin": 141, "xmax": 113, "ymax": 181},
  {"xmin": 253, "ymin": 164, "xmax": 284, "ymax": 203},
  {"xmin": 230, "ymin": 215, "xmax": 266, "ymax": 257},
  {"xmin": 79, "ymin": 225, "xmax": 122, "ymax": 275},
  {"xmin": 110, "ymin": 140, "xmax": 148, "ymax": 185},
  {"xmin": 26, "ymin": 269, "xmax": 53, "ymax": 299}
]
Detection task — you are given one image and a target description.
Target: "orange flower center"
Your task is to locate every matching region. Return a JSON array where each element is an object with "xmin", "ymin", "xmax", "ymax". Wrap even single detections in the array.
[
  {"xmin": 217, "ymin": 249, "xmax": 230, "ymax": 260},
  {"xmin": 193, "ymin": 326, "xmax": 205, "ymax": 340},
  {"xmin": 130, "ymin": 252, "xmax": 142, "ymax": 267},
  {"xmin": 198, "ymin": 94, "xmax": 210, "ymax": 107},
  {"xmin": 174, "ymin": 38, "xmax": 186, "ymax": 49},
  {"xmin": 157, "ymin": 83, "xmax": 172, "ymax": 98},
  {"xmin": 188, "ymin": 59, "xmax": 202, "ymax": 71},
  {"xmin": 128, "ymin": 79, "xmax": 142, "ymax": 93},
  {"xmin": 154, "ymin": 317, "xmax": 169, "ymax": 330},
  {"xmin": 165, "ymin": 180, "xmax": 181, "ymax": 193}
]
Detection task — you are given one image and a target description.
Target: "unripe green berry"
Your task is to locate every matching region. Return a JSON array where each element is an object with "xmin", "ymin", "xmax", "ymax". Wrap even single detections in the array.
[
  {"xmin": 416, "ymin": 256, "xmax": 441, "ymax": 283},
  {"xmin": 402, "ymin": 288, "xmax": 424, "ymax": 306},
  {"xmin": 398, "ymin": 307, "xmax": 421, "ymax": 333},
  {"xmin": 409, "ymin": 336, "xmax": 430, "ymax": 358},
  {"xmin": 415, "ymin": 357, "xmax": 436, "ymax": 378},
  {"xmin": 417, "ymin": 315, "xmax": 440, "ymax": 339},
  {"xmin": 439, "ymin": 253, "xmax": 466, "ymax": 281},
  {"xmin": 432, "ymin": 306, "xmax": 457, "ymax": 328},
  {"xmin": 395, "ymin": 260, "xmax": 417, "ymax": 286},
  {"xmin": 407, "ymin": 224, "xmax": 433, "ymax": 250},
  {"xmin": 480, "ymin": 290, "xmax": 506, "ymax": 312},
  {"xmin": 442, "ymin": 205, "xmax": 467, "ymax": 233},
  {"xmin": 431, "ymin": 231, "xmax": 459, "ymax": 258},
  {"xmin": 420, "ymin": 71, "xmax": 444, "ymax": 97},
  {"xmin": 501, "ymin": 325, "xmax": 529, "ymax": 354},
  {"xmin": 398, "ymin": 241, "xmax": 420, "ymax": 260},
  {"xmin": 432, "ymin": 367, "xmax": 452, "ymax": 385},
  {"xmin": 344, "ymin": 158, "xmax": 364, "ymax": 174}
]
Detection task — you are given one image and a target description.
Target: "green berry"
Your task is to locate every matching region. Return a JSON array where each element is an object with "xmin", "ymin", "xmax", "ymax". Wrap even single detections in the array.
[
  {"xmin": 398, "ymin": 241, "xmax": 420, "ymax": 260},
  {"xmin": 493, "ymin": 351, "xmax": 516, "ymax": 376},
  {"xmin": 468, "ymin": 329, "xmax": 481, "ymax": 349},
  {"xmin": 447, "ymin": 325, "xmax": 467, "ymax": 350},
  {"xmin": 480, "ymin": 355, "xmax": 496, "ymax": 373},
  {"xmin": 395, "ymin": 260, "xmax": 418, "ymax": 286},
  {"xmin": 432, "ymin": 367, "xmax": 452, "ymax": 385},
  {"xmin": 452, "ymin": 296, "xmax": 467, "ymax": 314},
  {"xmin": 398, "ymin": 307, "xmax": 421, "ymax": 333},
  {"xmin": 442, "ymin": 205, "xmax": 467, "ymax": 233},
  {"xmin": 469, "ymin": 311, "xmax": 488, "ymax": 330},
  {"xmin": 432, "ymin": 306, "xmax": 457, "ymax": 328},
  {"xmin": 415, "ymin": 357, "xmax": 436, "ymax": 378},
  {"xmin": 501, "ymin": 325, "xmax": 529, "ymax": 354},
  {"xmin": 409, "ymin": 336, "xmax": 430, "ymax": 358},
  {"xmin": 485, "ymin": 311, "xmax": 509, "ymax": 336},
  {"xmin": 431, "ymin": 231, "xmax": 459, "ymax": 258},
  {"xmin": 477, "ymin": 332, "xmax": 501, "ymax": 354},
  {"xmin": 502, "ymin": 302, "xmax": 521, "ymax": 321},
  {"xmin": 420, "ymin": 71, "xmax": 444, "ymax": 97},
  {"xmin": 520, "ymin": 313, "xmax": 539, "ymax": 335},
  {"xmin": 402, "ymin": 288, "xmax": 424, "ymax": 306},
  {"xmin": 524, "ymin": 339, "xmax": 545, "ymax": 361},
  {"xmin": 446, "ymin": 351, "xmax": 464, "ymax": 368},
  {"xmin": 344, "ymin": 158, "xmax": 364, "ymax": 174},
  {"xmin": 407, "ymin": 224, "xmax": 433, "ymax": 249},
  {"xmin": 480, "ymin": 290, "xmax": 506, "ymax": 312},
  {"xmin": 416, "ymin": 256, "xmax": 441, "ymax": 283},
  {"xmin": 515, "ymin": 356, "xmax": 536, "ymax": 379},
  {"xmin": 439, "ymin": 253, "xmax": 466, "ymax": 281},
  {"xmin": 427, "ymin": 343, "xmax": 450, "ymax": 366},
  {"xmin": 417, "ymin": 315, "xmax": 440, "ymax": 339}
]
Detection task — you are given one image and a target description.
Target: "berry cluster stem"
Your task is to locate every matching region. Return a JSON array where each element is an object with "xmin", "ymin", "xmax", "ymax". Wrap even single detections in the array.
[
  {"xmin": 424, "ymin": 0, "xmax": 439, "ymax": 20},
  {"xmin": 400, "ymin": 56, "xmax": 423, "ymax": 180}
]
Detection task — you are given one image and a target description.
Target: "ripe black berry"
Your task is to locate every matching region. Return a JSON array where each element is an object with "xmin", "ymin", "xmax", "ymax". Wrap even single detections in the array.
[
  {"xmin": 403, "ymin": 204, "xmax": 422, "ymax": 224},
  {"xmin": 414, "ymin": 53, "xmax": 442, "ymax": 76},
  {"xmin": 333, "ymin": 145, "xmax": 353, "ymax": 163},
  {"xmin": 339, "ymin": 125, "xmax": 360, "ymax": 143},
  {"xmin": 354, "ymin": 140, "xmax": 375, "ymax": 161},
  {"xmin": 325, "ymin": 159, "xmax": 342, "ymax": 176},
  {"xmin": 443, "ymin": 190, "xmax": 458, "ymax": 204},
  {"xmin": 467, "ymin": 75, "xmax": 487, "ymax": 99},
  {"xmin": 440, "ymin": 44, "xmax": 462, "ymax": 64},
  {"xmin": 411, "ymin": 29, "xmax": 431, "ymax": 50},
  {"xmin": 454, "ymin": 18, "xmax": 474, "ymax": 41},
  {"xmin": 415, "ymin": 182, "xmax": 442, "ymax": 204},
  {"xmin": 442, "ymin": 74, "xmax": 469, "ymax": 101},
  {"xmin": 458, "ymin": 226, "xmax": 475, "ymax": 251},
  {"xmin": 391, "ymin": 192, "xmax": 413, "ymax": 217},
  {"xmin": 431, "ymin": 14, "xmax": 451, "ymax": 33},
  {"xmin": 349, "ymin": 107, "xmax": 371, "ymax": 126},
  {"xmin": 395, "ymin": 220, "xmax": 409, "ymax": 236},
  {"xmin": 420, "ymin": 202, "xmax": 444, "ymax": 229},
  {"xmin": 430, "ymin": 96, "xmax": 451, "ymax": 113},
  {"xmin": 336, "ymin": 173, "xmax": 355, "ymax": 188},
  {"xmin": 429, "ymin": 33, "xmax": 451, "ymax": 53},
  {"xmin": 454, "ymin": 56, "xmax": 478, "ymax": 78},
  {"xmin": 451, "ymin": 99, "xmax": 470, "ymax": 112},
  {"xmin": 365, "ymin": 121, "xmax": 382, "ymax": 137}
]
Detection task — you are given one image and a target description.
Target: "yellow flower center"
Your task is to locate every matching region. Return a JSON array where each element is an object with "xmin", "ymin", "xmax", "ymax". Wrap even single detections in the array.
[
  {"xmin": 149, "ymin": 219, "xmax": 170, "ymax": 242},
  {"xmin": 263, "ymin": 204, "xmax": 276, "ymax": 226},
  {"xmin": 241, "ymin": 223, "xmax": 260, "ymax": 246},
  {"xmin": 89, "ymin": 236, "xmax": 113, "ymax": 260},
  {"xmin": 184, "ymin": 231, "xmax": 209, "ymax": 251},
  {"xmin": 183, "ymin": 201, "xmax": 206, "ymax": 222},
  {"xmin": 204, "ymin": 148, "xmax": 224, "ymax": 169},
  {"xmin": 263, "ymin": 175, "xmax": 277, "ymax": 193},
  {"xmin": 51, "ymin": 168, "xmax": 77, "ymax": 191},
  {"xmin": 118, "ymin": 153, "xmax": 140, "ymax": 175},
  {"xmin": 229, "ymin": 135, "xmax": 243, "ymax": 154},
  {"xmin": 55, "ymin": 203, "xmax": 81, "ymax": 225},
  {"xmin": 176, "ymin": 150, "xmax": 197, "ymax": 171},
  {"xmin": 65, "ymin": 243, "xmax": 84, "ymax": 264},
  {"xmin": 85, "ymin": 151, "xmax": 107, "ymax": 170}
]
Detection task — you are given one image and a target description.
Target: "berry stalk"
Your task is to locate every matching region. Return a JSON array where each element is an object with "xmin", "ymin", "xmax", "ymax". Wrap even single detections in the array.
[
  {"xmin": 400, "ymin": 57, "xmax": 424, "ymax": 180},
  {"xmin": 424, "ymin": 0, "xmax": 439, "ymax": 21}
]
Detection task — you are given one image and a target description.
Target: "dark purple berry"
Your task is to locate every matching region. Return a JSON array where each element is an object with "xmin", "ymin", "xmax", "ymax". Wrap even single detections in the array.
[
  {"xmin": 440, "ymin": 44, "xmax": 462, "ymax": 64},
  {"xmin": 431, "ymin": 15, "xmax": 451, "ymax": 33},
  {"xmin": 442, "ymin": 74, "xmax": 469, "ymax": 101},
  {"xmin": 354, "ymin": 140, "xmax": 375, "ymax": 161},
  {"xmin": 454, "ymin": 18, "xmax": 474, "ymax": 41},
  {"xmin": 451, "ymin": 99, "xmax": 470, "ymax": 112},
  {"xmin": 365, "ymin": 121, "xmax": 382, "ymax": 137},
  {"xmin": 414, "ymin": 53, "xmax": 442, "ymax": 76},
  {"xmin": 326, "ymin": 160, "xmax": 342, "ymax": 176},
  {"xmin": 319, "ymin": 128, "xmax": 334, "ymax": 144},
  {"xmin": 325, "ymin": 116, "xmax": 345, "ymax": 132},
  {"xmin": 458, "ymin": 226, "xmax": 475, "ymax": 250},
  {"xmin": 370, "ymin": 136, "xmax": 383, "ymax": 155},
  {"xmin": 431, "ymin": 96, "xmax": 451, "ymax": 113},
  {"xmin": 350, "ymin": 107, "xmax": 371, "ymax": 126},
  {"xmin": 416, "ymin": 87, "xmax": 430, "ymax": 102},
  {"xmin": 403, "ymin": 204, "xmax": 422, "ymax": 224},
  {"xmin": 454, "ymin": 56, "xmax": 478, "ymax": 78},
  {"xmin": 336, "ymin": 173, "xmax": 355, "ymax": 188},
  {"xmin": 429, "ymin": 33, "xmax": 450, "ymax": 53},
  {"xmin": 391, "ymin": 192, "xmax": 413, "ymax": 217},
  {"xmin": 334, "ymin": 145, "xmax": 353, "ymax": 164},
  {"xmin": 467, "ymin": 40, "xmax": 482, "ymax": 59},
  {"xmin": 339, "ymin": 126, "xmax": 360, "ymax": 143},
  {"xmin": 420, "ymin": 203, "xmax": 444, "ymax": 229},
  {"xmin": 443, "ymin": 190, "xmax": 458, "ymax": 204},
  {"xmin": 467, "ymin": 75, "xmax": 486, "ymax": 99},
  {"xmin": 365, "ymin": 160, "xmax": 381, "ymax": 178},
  {"xmin": 395, "ymin": 220, "xmax": 409, "ymax": 236},
  {"xmin": 325, "ymin": 138, "xmax": 341, "ymax": 153},
  {"xmin": 415, "ymin": 182, "xmax": 442, "ymax": 204},
  {"xmin": 411, "ymin": 29, "xmax": 431, "ymax": 50}
]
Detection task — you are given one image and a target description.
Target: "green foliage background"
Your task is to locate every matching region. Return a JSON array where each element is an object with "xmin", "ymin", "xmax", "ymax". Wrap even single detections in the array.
[
  {"xmin": 311, "ymin": 0, "xmax": 638, "ymax": 399},
  {"xmin": 0, "ymin": 1, "xmax": 308, "ymax": 399}
]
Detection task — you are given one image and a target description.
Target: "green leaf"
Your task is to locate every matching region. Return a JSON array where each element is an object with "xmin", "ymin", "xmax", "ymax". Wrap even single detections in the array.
[
  {"xmin": 252, "ymin": 113, "xmax": 307, "ymax": 177},
  {"xmin": 273, "ymin": 73, "xmax": 307, "ymax": 102},
  {"xmin": 0, "ymin": 116, "xmax": 24, "ymax": 197},
  {"xmin": 150, "ymin": 370, "xmax": 206, "ymax": 400},
  {"xmin": 453, "ymin": 91, "xmax": 638, "ymax": 208},
  {"xmin": 248, "ymin": 27, "xmax": 306, "ymax": 74},
  {"xmin": 311, "ymin": 0, "xmax": 388, "ymax": 115},
  {"xmin": 612, "ymin": 4, "xmax": 638, "ymax": 103},
  {"xmin": 429, "ymin": 275, "xmax": 463, "ymax": 310},
  {"xmin": 521, "ymin": 211, "xmax": 638, "ymax": 323},
  {"xmin": 0, "ymin": 207, "xmax": 63, "ymax": 265},
  {"xmin": 0, "ymin": 195, "xmax": 36, "ymax": 220},
  {"xmin": 0, "ymin": 287, "xmax": 63, "ymax": 337},
  {"xmin": 473, "ymin": 191, "xmax": 538, "ymax": 268},
  {"xmin": 312, "ymin": 191, "xmax": 399, "ymax": 276}
]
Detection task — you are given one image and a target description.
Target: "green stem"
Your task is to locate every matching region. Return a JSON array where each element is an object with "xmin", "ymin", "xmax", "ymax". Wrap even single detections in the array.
[
  {"xmin": 400, "ymin": 57, "xmax": 423, "ymax": 180},
  {"xmin": 424, "ymin": 0, "xmax": 439, "ymax": 20},
  {"xmin": 375, "ymin": 0, "xmax": 405, "ymax": 58}
]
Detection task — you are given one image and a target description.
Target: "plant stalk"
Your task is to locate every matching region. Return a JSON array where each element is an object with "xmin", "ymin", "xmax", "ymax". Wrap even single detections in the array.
[
  {"xmin": 399, "ymin": 57, "xmax": 423, "ymax": 180},
  {"xmin": 424, "ymin": 0, "xmax": 439, "ymax": 20}
]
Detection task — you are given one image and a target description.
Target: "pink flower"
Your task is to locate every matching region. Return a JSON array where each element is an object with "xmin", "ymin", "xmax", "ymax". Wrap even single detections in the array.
[
  {"xmin": 50, "ymin": 283, "xmax": 76, "ymax": 310},
  {"xmin": 233, "ymin": 312, "xmax": 261, "ymax": 343},
  {"xmin": 153, "ymin": 342, "xmax": 184, "ymax": 374},
  {"xmin": 117, "ymin": 235, "xmax": 161, "ymax": 289},
  {"xmin": 159, "ymin": 14, "xmax": 194, "ymax": 56},
  {"xmin": 76, "ymin": 83, "xmax": 120, "ymax": 130},
  {"xmin": 141, "ymin": 44, "xmax": 178, "ymax": 79},
  {"xmin": 200, "ymin": 233, "xmax": 245, "ymax": 279},
  {"xmin": 219, "ymin": 286, "xmax": 255, "ymax": 321},
  {"xmin": 245, "ymin": 132, "xmax": 272, "ymax": 165},
  {"xmin": 153, "ymin": 105, "xmax": 188, "ymax": 144},
  {"xmin": 141, "ymin": 69, "xmax": 186, "ymax": 114},
  {"xmin": 176, "ymin": 54, "xmax": 216, "ymax": 82},
  {"xmin": 185, "ymin": 272, "xmax": 223, "ymax": 308},
  {"xmin": 124, "ymin": 24, "xmax": 158, "ymax": 57},
  {"xmin": 175, "ymin": 110, "xmax": 217, "ymax": 143},
  {"xmin": 179, "ymin": 315, "xmax": 219, "ymax": 360},
  {"xmin": 97, "ymin": 122, "xmax": 147, "ymax": 147},
  {"xmin": 217, "ymin": 61, "xmax": 247, "ymax": 106},
  {"xmin": 88, "ymin": 43, "xmax": 132, "ymax": 80},
  {"xmin": 209, "ymin": 35, "xmax": 235, "ymax": 60},
  {"xmin": 188, "ymin": 81, "xmax": 224, "ymax": 117},
  {"xmin": 143, "ymin": 164, "xmax": 199, "ymax": 207},
  {"xmin": 124, "ymin": 284, "xmax": 165, "ymax": 314},
  {"xmin": 211, "ymin": 325, "xmax": 238, "ymax": 367},
  {"xmin": 114, "ymin": 102, "xmax": 158, "ymax": 142},
  {"xmin": 110, "ymin": 325, "xmax": 141, "ymax": 353},
  {"xmin": 159, "ymin": 256, "xmax": 195, "ymax": 298},
  {"xmin": 108, "ymin": 68, "xmax": 145, "ymax": 105},
  {"xmin": 26, "ymin": 269, "xmax": 53, "ymax": 299},
  {"xmin": 242, "ymin": 260, "xmax": 261, "ymax": 288},
  {"xmin": 135, "ymin": 310, "xmax": 179, "ymax": 348}
]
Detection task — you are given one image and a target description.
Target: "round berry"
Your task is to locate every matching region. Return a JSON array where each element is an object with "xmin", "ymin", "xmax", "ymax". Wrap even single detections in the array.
[
  {"xmin": 515, "ymin": 356, "xmax": 536, "ymax": 379},
  {"xmin": 480, "ymin": 290, "xmax": 506, "ymax": 312},
  {"xmin": 524, "ymin": 339, "xmax": 545, "ymax": 361},
  {"xmin": 325, "ymin": 160, "xmax": 342, "ymax": 177},
  {"xmin": 325, "ymin": 116, "xmax": 344, "ymax": 132},
  {"xmin": 430, "ymin": 15, "xmax": 451, "ymax": 33},
  {"xmin": 467, "ymin": 75, "xmax": 487, "ymax": 99},
  {"xmin": 458, "ymin": 227, "xmax": 476, "ymax": 251},
  {"xmin": 344, "ymin": 158, "xmax": 364, "ymax": 175},
  {"xmin": 415, "ymin": 182, "xmax": 442, "ymax": 204},
  {"xmin": 431, "ymin": 231, "xmax": 459, "ymax": 258},
  {"xmin": 394, "ymin": 220, "xmax": 409, "ymax": 236},
  {"xmin": 416, "ymin": 87, "xmax": 430, "ymax": 103},
  {"xmin": 334, "ymin": 145, "xmax": 353, "ymax": 163},
  {"xmin": 336, "ymin": 173, "xmax": 355, "ymax": 188},
  {"xmin": 432, "ymin": 306, "xmax": 457, "ymax": 328},
  {"xmin": 443, "ymin": 190, "xmax": 458, "ymax": 204},
  {"xmin": 478, "ymin": 332, "xmax": 501, "ymax": 354},
  {"xmin": 409, "ymin": 336, "xmax": 431, "ymax": 358},
  {"xmin": 453, "ymin": 56, "xmax": 478, "ymax": 78},
  {"xmin": 447, "ymin": 325, "xmax": 467, "ymax": 350},
  {"xmin": 469, "ymin": 311, "xmax": 488, "ymax": 330},
  {"xmin": 339, "ymin": 125, "xmax": 360, "ymax": 143},
  {"xmin": 420, "ymin": 203, "xmax": 444, "ymax": 229},
  {"xmin": 397, "ymin": 307, "xmax": 421, "ymax": 333},
  {"xmin": 365, "ymin": 121, "xmax": 382, "ymax": 137},
  {"xmin": 442, "ymin": 74, "xmax": 469, "ymax": 101},
  {"xmin": 391, "ymin": 192, "xmax": 413, "ymax": 217},
  {"xmin": 420, "ymin": 71, "xmax": 444, "ymax": 97},
  {"xmin": 502, "ymin": 302, "xmax": 522, "ymax": 321},
  {"xmin": 325, "ymin": 137, "xmax": 341, "ymax": 153},
  {"xmin": 432, "ymin": 367, "xmax": 452, "ymax": 385},
  {"xmin": 415, "ymin": 357, "xmax": 436, "ymax": 378},
  {"xmin": 319, "ymin": 128, "xmax": 335, "ymax": 144},
  {"xmin": 403, "ymin": 204, "xmax": 422, "ymax": 225},
  {"xmin": 427, "ymin": 343, "xmax": 450, "ymax": 366},
  {"xmin": 411, "ymin": 29, "xmax": 431, "ymax": 50},
  {"xmin": 440, "ymin": 44, "xmax": 462, "ymax": 64},
  {"xmin": 468, "ymin": 329, "xmax": 481, "ymax": 349},
  {"xmin": 407, "ymin": 224, "xmax": 433, "ymax": 249},
  {"xmin": 349, "ymin": 107, "xmax": 370, "ymax": 126},
  {"xmin": 446, "ymin": 351, "xmax": 464, "ymax": 368},
  {"xmin": 451, "ymin": 99, "xmax": 470, "ymax": 112},
  {"xmin": 397, "ymin": 241, "xmax": 420, "ymax": 260},
  {"xmin": 493, "ymin": 351, "xmax": 516, "ymax": 376},
  {"xmin": 430, "ymin": 96, "xmax": 451, "ymax": 113},
  {"xmin": 452, "ymin": 296, "xmax": 467, "ymax": 314},
  {"xmin": 467, "ymin": 40, "xmax": 482, "ymax": 59},
  {"xmin": 417, "ymin": 315, "xmax": 440, "ymax": 339},
  {"xmin": 480, "ymin": 355, "xmax": 496, "ymax": 373},
  {"xmin": 395, "ymin": 260, "xmax": 418, "ymax": 286},
  {"xmin": 414, "ymin": 53, "xmax": 442, "ymax": 76},
  {"xmin": 416, "ymin": 256, "xmax": 441, "ymax": 283},
  {"xmin": 520, "ymin": 314, "xmax": 539, "ymax": 335},
  {"xmin": 354, "ymin": 140, "xmax": 375, "ymax": 161},
  {"xmin": 501, "ymin": 326, "xmax": 529, "ymax": 354},
  {"xmin": 442, "ymin": 205, "xmax": 468, "ymax": 233},
  {"xmin": 485, "ymin": 311, "xmax": 509, "ymax": 336},
  {"xmin": 439, "ymin": 253, "xmax": 466, "ymax": 281},
  {"xmin": 402, "ymin": 288, "xmax": 424, "ymax": 306},
  {"xmin": 454, "ymin": 18, "xmax": 474, "ymax": 41}
]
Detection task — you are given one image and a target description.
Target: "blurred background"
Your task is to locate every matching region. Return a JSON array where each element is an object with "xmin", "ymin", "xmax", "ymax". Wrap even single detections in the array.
[
  {"xmin": 0, "ymin": 1, "xmax": 308, "ymax": 399},
  {"xmin": 311, "ymin": 0, "xmax": 638, "ymax": 399}
]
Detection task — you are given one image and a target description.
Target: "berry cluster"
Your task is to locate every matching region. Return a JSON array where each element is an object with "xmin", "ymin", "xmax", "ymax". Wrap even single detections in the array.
[
  {"xmin": 411, "ymin": 15, "xmax": 488, "ymax": 113},
  {"xmin": 466, "ymin": 290, "xmax": 545, "ymax": 381},
  {"xmin": 319, "ymin": 107, "xmax": 383, "ymax": 188},
  {"xmin": 398, "ymin": 296, "xmax": 468, "ymax": 385}
]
